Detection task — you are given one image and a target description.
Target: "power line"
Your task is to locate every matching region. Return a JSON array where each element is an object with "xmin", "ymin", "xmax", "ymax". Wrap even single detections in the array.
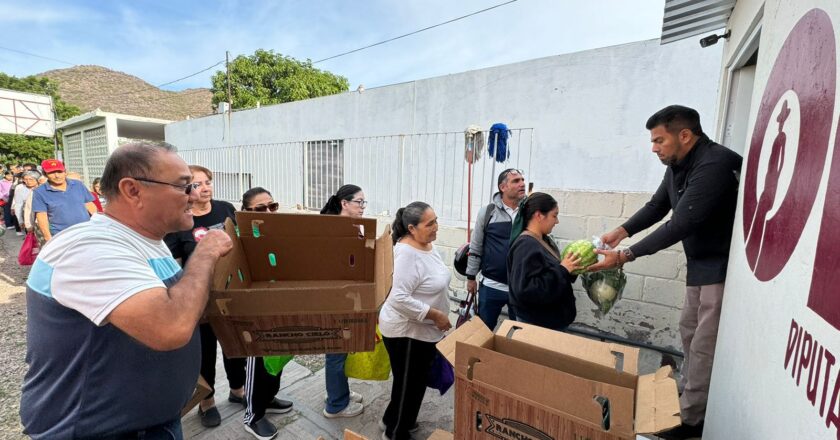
[
  {"xmin": 313, "ymin": 0, "xmax": 519, "ymax": 64},
  {"xmin": 0, "ymin": 45, "xmax": 76, "ymax": 66}
]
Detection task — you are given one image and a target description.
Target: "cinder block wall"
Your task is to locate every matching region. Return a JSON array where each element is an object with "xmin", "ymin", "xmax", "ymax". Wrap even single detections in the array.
[{"xmin": 374, "ymin": 189, "xmax": 686, "ymax": 351}]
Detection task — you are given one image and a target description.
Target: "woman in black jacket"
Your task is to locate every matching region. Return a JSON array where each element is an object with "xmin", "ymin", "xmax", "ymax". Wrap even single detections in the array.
[{"xmin": 507, "ymin": 192, "xmax": 582, "ymax": 331}]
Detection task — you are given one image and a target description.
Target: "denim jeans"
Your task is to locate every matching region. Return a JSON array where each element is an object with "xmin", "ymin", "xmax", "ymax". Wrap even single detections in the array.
[
  {"xmin": 324, "ymin": 352, "xmax": 350, "ymax": 413},
  {"xmin": 477, "ymin": 283, "xmax": 516, "ymax": 330}
]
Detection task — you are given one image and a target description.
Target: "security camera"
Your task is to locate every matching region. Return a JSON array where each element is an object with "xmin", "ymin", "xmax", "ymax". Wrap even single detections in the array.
[{"xmin": 700, "ymin": 30, "xmax": 731, "ymax": 48}]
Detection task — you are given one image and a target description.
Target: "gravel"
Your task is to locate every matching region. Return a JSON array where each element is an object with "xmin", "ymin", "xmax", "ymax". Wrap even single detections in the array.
[
  {"xmin": 0, "ymin": 232, "xmax": 30, "ymax": 440},
  {"xmin": 0, "ymin": 232, "xmax": 326, "ymax": 439}
]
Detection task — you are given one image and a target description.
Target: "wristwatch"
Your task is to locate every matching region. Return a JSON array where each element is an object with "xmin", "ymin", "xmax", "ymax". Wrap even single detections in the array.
[{"xmin": 621, "ymin": 248, "xmax": 636, "ymax": 263}]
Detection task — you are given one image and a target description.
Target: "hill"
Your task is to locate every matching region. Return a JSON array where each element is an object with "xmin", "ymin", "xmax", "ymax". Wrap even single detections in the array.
[{"xmin": 38, "ymin": 65, "xmax": 214, "ymax": 121}]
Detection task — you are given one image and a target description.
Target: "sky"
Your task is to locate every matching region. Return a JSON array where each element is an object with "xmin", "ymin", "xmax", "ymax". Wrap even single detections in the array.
[{"xmin": 0, "ymin": 0, "xmax": 665, "ymax": 92}]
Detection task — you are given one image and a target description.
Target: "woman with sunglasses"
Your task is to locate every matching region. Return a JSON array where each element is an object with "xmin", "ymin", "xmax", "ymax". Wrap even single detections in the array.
[
  {"xmin": 164, "ymin": 165, "xmax": 249, "ymax": 428},
  {"xmin": 318, "ymin": 184, "xmax": 367, "ymax": 419},
  {"xmin": 242, "ymin": 187, "xmax": 280, "ymax": 212},
  {"xmin": 237, "ymin": 186, "xmax": 294, "ymax": 440}
]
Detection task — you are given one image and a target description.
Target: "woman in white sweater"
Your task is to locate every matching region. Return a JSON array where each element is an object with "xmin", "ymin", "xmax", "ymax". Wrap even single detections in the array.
[{"xmin": 378, "ymin": 201, "xmax": 452, "ymax": 440}]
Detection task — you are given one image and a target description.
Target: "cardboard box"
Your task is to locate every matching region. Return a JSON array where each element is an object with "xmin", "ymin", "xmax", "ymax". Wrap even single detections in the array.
[
  {"xmin": 180, "ymin": 375, "xmax": 211, "ymax": 417},
  {"xmin": 437, "ymin": 319, "xmax": 681, "ymax": 440},
  {"xmin": 428, "ymin": 429, "xmax": 455, "ymax": 440},
  {"xmin": 206, "ymin": 212, "xmax": 393, "ymax": 357}
]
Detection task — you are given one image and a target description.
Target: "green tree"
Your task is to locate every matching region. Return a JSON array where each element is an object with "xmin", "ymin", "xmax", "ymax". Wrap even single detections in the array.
[
  {"xmin": 0, "ymin": 73, "xmax": 81, "ymax": 165},
  {"xmin": 211, "ymin": 49, "xmax": 350, "ymax": 109}
]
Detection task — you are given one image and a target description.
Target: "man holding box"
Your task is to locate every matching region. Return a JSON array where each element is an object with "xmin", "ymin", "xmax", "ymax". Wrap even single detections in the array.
[
  {"xmin": 20, "ymin": 141, "xmax": 233, "ymax": 439},
  {"xmin": 590, "ymin": 105, "xmax": 742, "ymax": 439}
]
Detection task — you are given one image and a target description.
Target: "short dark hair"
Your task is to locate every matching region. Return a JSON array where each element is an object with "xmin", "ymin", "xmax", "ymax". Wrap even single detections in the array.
[
  {"xmin": 242, "ymin": 187, "xmax": 272, "ymax": 209},
  {"xmin": 645, "ymin": 105, "xmax": 704, "ymax": 136},
  {"xmin": 497, "ymin": 168, "xmax": 523, "ymax": 191},
  {"xmin": 100, "ymin": 141, "xmax": 178, "ymax": 200}
]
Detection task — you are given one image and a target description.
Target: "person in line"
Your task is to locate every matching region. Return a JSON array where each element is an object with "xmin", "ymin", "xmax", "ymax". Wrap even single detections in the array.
[
  {"xmin": 319, "ymin": 184, "xmax": 368, "ymax": 419},
  {"xmin": 589, "ymin": 105, "xmax": 742, "ymax": 439},
  {"xmin": 164, "ymin": 165, "xmax": 254, "ymax": 427},
  {"xmin": 507, "ymin": 192, "xmax": 582, "ymax": 331},
  {"xmin": 1, "ymin": 169, "xmax": 19, "ymax": 233},
  {"xmin": 236, "ymin": 186, "xmax": 294, "ymax": 440},
  {"xmin": 90, "ymin": 177, "xmax": 105, "ymax": 212},
  {"xmin": 465, "ymin": 168, "xmax": 527, "ymax": 329},
  {"xmin": 12, "ymin": 171, "xmax": 40, "ymax": 233},
  {"xmin": 31, "ymin": 159, "xmax": 96, "ymax": 242},
  {"xmin": 20, "ymin": 141, "xmax": 233, "ymax": 439},
  {"xmin": 379, "ymin": 201, "xmax": 452, "ymax": 440}
]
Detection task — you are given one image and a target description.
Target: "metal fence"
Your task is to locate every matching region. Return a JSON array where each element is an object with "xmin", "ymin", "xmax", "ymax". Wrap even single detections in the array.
[{"xmin": 177, "ymin": 128, "xmax": 534, "ymax": 226}]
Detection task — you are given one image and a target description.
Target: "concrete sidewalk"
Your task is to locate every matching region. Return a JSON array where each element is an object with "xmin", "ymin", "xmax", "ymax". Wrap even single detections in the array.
[{"xmin": 182, "ymin": 357, "xmax": 455, "ymax": 440}]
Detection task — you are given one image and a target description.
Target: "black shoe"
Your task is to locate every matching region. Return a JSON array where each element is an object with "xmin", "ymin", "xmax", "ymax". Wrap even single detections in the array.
[
  {"xmin": 198, "ymin": 405, "xmax": 221, "ymax": 428},
  {"xmin": 229, "ymin": 392, "xmax": 247, "ymax": 406},
  {"xmin": 265, "ymin": 397, "xmax": 293, "ymax": 414},
  {"xmin": 244, "ymin": 417, "xmax": 278, "ymax": 440},
  {"xmin": 658, "ymin": 421, "xmax": 704, "ymax": 439}
]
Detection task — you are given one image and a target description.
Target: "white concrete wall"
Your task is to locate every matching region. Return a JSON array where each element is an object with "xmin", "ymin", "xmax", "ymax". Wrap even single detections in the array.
[
  {"xmin": 705, "ymin": 1, "xmax": 840, "ymax": 439},
  {"xmin": 166, "ymin": 38, "xmax": 723, "ymax": 194}
]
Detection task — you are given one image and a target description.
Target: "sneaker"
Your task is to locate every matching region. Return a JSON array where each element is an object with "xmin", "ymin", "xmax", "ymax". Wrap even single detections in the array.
[
  {"xmin": 378, "ymin": 419, "xmax": 420, "ymax": 433},
  {"xmin": 244, "ymin": 417, "xmax": 278, "ymax": 440},
  {"xmin": 323, "ymin": 390, "xmax": 364, "ymax": 404},
  {"xmin": 198, "ymin": 405, "xmax": 221, "ymax": 428},
  {"xmin": 228, "ymin": 392, "xmax": 247, "ymax": 406},
  {"xmin": 323, "ymin": 401, "xmax": 364, "ymax": 418},
  {"xmin": 265, "ymin": 397, "xmax": 293, "ymax": 414},
  {"xmin": 15, "ymin": 231, "xmax": 23, "ymax": 236}
]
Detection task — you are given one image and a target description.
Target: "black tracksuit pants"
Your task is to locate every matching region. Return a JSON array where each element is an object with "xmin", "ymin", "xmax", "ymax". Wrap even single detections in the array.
[{"xmin": 243, "ymin": 356, "xmax": 283, "ymax": 424}]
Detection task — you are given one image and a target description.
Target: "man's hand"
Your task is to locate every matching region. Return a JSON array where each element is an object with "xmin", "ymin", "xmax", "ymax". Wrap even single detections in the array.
[
  {"xmin": 587, "ymin": 249, "xmax": 623, "ymax": 272},
  {"xmin": 194, "ymin": 229, "xmax": 233, "ymax": 259},
  {"xmin": 601, "ymin": 227, "xmax": 629, "ymax": 248},
  {"xmin": 466, "ymin": 279, "xmax": 477, "ymax": 295}
]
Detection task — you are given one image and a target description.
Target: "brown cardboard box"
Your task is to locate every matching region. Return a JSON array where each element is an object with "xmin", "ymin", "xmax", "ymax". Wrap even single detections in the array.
[
  {"xmin": 180, "ymin": 375, "xmax": 211, "ymax": 417},
  {"xmin": 428, "ymin": 429, "xmax": 455, "ymax": 440},
  {"xmin": 206, "ymin": 212, "xmax": 393, "ymax": 357},
  {"xmin": 437, "ymin": 319, "xmax": 681, "ymax": 440}
]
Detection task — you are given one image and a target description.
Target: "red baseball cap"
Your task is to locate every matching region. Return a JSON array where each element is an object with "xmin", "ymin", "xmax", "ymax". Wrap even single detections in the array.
[{"xmin": 41, "ymin": 159, "xmax": 65, "ymax": 173}]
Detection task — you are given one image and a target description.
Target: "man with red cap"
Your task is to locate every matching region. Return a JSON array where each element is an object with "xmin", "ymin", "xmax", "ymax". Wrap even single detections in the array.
[{"xmin": 31, "ymin": 159, "xmax": 96, "ymax": 241}]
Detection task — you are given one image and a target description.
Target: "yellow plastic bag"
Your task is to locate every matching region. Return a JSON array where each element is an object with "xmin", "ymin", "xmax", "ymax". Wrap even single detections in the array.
[{"xmin": 344, "ymin": 327, "xmax": 390, "ymax": 381}]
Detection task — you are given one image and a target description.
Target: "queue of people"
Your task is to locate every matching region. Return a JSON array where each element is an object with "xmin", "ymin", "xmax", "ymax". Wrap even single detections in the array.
[{"xmin": 18, "ymin": 104, "xmax": 740, "ymax": 440}]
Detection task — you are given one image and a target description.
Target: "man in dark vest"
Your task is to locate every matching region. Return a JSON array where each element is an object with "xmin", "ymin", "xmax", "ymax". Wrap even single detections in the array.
[{"xmin": 466, "ymin": 168, "xmax": 527, "ymax": 329}]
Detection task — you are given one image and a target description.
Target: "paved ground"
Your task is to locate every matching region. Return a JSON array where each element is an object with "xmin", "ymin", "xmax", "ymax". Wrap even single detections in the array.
[{"xmin": 0, "ymin": 227, "xmax": 682, "ymax": 440}]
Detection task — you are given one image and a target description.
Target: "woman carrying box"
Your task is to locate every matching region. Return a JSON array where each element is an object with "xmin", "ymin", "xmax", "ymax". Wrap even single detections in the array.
[
  {"xmin": 379, "ymin": 201, "xmax": 453, "ymax": 440},
  {"xmin": 319, "ymin": 184, "xmax": 367, "ymax": 419},
  {"xmin": 238, "ymin": 186, "xmax": 293, "ymax": 440},
  {"xmin": 507, "ymin": 192, "xmax": 582, "ymax": 331}
]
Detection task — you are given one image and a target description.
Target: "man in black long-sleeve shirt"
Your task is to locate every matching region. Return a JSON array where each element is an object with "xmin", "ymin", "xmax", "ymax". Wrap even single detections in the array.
[{"xmin": 590, "ymin": 105, "xmax": 742, "ymax": 439}]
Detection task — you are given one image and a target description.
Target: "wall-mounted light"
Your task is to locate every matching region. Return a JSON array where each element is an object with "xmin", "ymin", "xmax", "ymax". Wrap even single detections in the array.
[{"xmin": 700, "ymin": 30, "xmax": 731, "ymax": 48}]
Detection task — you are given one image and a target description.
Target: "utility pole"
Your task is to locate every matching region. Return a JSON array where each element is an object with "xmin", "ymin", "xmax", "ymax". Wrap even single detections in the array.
[{"xmin": 226, "ymin": 50, "xmax": 243, "ymax": 200}]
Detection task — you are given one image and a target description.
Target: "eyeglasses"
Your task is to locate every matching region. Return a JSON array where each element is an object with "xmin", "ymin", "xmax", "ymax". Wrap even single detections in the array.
[
  {"xmin": 132, "ymin": 177, "xmax": 200, "ymax": 195},
  {"xmin": 349, "ymin": 199, "xmax": 368, "ymax": 208},
  {"xmin": 245, "ymin": 202, "xmax": 280, "ymax": 212}
]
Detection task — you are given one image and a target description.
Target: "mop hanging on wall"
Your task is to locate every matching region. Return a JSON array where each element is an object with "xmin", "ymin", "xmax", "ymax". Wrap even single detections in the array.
[
  {"xmin": 464, "ymin": 125, "xmax": 485, "ymax": 164},
  {"xmin": 488, "ymin": 122, "xmax": 511, "ymax": 163}
]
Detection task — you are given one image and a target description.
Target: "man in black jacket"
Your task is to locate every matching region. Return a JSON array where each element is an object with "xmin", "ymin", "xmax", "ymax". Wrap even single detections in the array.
[{"xmin": 590, "ymin": 105, "xmax": 742, "ymax": 439}]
